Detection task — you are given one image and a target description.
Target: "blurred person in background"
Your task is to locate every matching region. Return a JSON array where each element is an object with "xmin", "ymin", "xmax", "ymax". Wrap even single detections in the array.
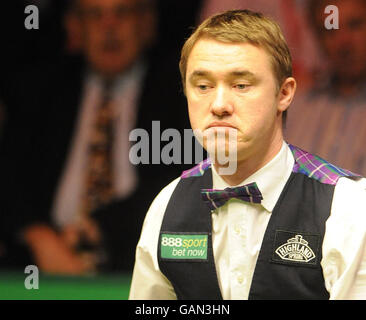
[
  {"xmin": 0, "ymin": 0, "xmax": 194, "ymax": 274},
  {"xmin": 285, "ymin": 0, "xmax": 366, "ymax": 175}
]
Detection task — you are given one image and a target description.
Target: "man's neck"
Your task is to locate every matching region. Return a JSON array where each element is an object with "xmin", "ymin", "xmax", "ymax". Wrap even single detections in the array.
[{"xmin": 213, "ymin": 138, "xmax": 284, "ymax": 186}]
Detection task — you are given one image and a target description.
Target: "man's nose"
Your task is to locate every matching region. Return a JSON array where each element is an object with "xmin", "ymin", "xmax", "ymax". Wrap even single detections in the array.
[
  {"xmin": 99, "ymin": 10, "xmax": 120, "ymax": 29},
  {"xmin": 210, "ymin": 87, "xmax": 234, "ymax": 117},
  {"xmin": 335, "ymin": 31, "xmax": 352, "ymax": 48}
]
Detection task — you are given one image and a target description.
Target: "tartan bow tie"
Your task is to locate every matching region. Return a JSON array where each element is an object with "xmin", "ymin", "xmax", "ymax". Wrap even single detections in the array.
[{"xmin": 201, "ymin": 182, "xmax": 263, "ymax": 210}]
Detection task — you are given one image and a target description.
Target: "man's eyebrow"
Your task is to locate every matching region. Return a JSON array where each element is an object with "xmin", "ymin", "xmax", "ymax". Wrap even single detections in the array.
[
  {"xmin": 188, "ymin": 70, "xmax": 258, "ymax": 81},
  {"xmin": 228, "ymin": 70, "xmax": 257, "ymax": 80},
  {"xmin": 188, "ymin": 70, "xmax": 211, "ymax": 81}
]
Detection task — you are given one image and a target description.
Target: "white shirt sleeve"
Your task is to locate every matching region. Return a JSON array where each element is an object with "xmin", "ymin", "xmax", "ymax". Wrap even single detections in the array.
[
  {"xmin": 128, "ymin": 178, "xmax": 181, "ymax": 300},
  {"xmin": 322, "ymin": 177, "xmax": 366, "ymax": 300}
]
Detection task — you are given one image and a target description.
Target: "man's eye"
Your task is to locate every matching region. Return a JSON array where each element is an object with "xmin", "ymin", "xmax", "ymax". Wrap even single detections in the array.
[
  {"xmin": 234, "ymin": 84, "xmax": 248, "ymax": 90},
  {"xmin": 198, "ymin": 85, "xmax": 209, "ymax": 91},
  {"xmin": 84, "ymin": 8, "xmax": 102, "ymax": 20}
]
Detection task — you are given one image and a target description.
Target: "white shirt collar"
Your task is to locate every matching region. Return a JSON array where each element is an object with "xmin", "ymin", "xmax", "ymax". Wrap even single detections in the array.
[
  {"xmin": 85, "ymin": 60, "xmax": 146, "ymax": 98},
  {"xmin": 211, "ymin": 141, "xmax": 294, "ymax": 212}
]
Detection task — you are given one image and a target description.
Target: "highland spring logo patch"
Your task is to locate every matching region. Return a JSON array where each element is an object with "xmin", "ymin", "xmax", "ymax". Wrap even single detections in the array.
[
  {"xmin": 275, "ymin": 235, "xmax": 315, "ymax": 262},
  {"xmin": 272, "ymin": 231, "xmax": 320, "ymax": 266}
]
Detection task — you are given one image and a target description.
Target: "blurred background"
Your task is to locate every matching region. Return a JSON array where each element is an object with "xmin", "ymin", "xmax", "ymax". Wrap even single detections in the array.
[{"xmin": 0, "ymin": 0, "xmax": 365, "ymax": 299}]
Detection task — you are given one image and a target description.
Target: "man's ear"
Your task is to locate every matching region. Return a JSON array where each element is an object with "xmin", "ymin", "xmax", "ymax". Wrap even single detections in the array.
[
  {"xmin": 277, "ymin": 77, "xmax": 297, "ymax": 112},
  {"xmin": 63, "ymin": 9, "xmax": 83, "ymax": 54}
]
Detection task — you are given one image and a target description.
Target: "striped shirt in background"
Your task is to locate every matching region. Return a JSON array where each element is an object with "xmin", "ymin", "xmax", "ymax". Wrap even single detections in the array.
[{"xmin": 285, "ymin": 87, "xmax": 366, "ymax": 177}]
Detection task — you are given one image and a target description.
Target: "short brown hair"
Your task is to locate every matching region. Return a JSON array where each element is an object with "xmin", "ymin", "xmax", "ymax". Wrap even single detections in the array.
[{"xmin": 179, "ymin": 9, "xmax": 293, "ymax": 121}]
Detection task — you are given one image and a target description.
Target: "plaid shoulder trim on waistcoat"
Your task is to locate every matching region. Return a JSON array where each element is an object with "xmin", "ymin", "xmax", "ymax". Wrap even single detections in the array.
[
  {"xmin": 181, "ymin": 158, "xmax": 212, "ymax": 179},
  {"xmin": 288, "ymin": 144, "xmax": 361, "ymax": 185}
]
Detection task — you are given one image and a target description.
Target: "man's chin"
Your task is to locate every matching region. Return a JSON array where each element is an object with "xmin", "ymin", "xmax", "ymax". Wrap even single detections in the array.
[{"xmin": 92, "ymin": 58, "xmax": 133, "ymax": 78}]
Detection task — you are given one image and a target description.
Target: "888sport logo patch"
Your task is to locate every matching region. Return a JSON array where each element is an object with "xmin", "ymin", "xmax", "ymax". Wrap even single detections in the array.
[{"xmin": 160, "ymin": 233, "xmax": 208, "ymax": 261}]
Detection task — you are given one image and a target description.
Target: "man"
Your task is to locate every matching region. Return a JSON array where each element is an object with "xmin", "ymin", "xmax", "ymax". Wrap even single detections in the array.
[
  {"xmin": 129, "ymin": 10, "xmax": 366, "ymax": 299},
  {"xmin": 285, "ymin": 0, "xmax": 366, "ymax": 175},
  {"xmin": 0, "ymin": 0, "xmax": 190, "ymax": 274}
]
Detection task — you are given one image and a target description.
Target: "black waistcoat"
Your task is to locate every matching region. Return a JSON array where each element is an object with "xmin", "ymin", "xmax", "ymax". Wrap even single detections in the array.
[{"xmin": 157, "ymin": 145, "xmax": 360, "ymax": 300}]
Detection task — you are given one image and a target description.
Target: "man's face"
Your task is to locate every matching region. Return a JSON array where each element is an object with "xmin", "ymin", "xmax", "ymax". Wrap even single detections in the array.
[
  {"xmin": 185, "ymin": 38, "xmax": 285, "ymax": 165},
  {"xmin": 318, "ymin": 0, "xmax": 366, "ymax": 81},
  {"xmin": 78, "ymin": 0, "xmax": 144, "ymax": 77}
]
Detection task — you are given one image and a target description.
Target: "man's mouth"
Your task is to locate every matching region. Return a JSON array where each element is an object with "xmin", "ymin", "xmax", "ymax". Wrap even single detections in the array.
[
  {"xmin": 102, "ymin": 40, "xmax": 122, "ymax": 52},
  {"xmin": 207, "ymin": 122, "xmax": 236, "ymax": 129}
]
